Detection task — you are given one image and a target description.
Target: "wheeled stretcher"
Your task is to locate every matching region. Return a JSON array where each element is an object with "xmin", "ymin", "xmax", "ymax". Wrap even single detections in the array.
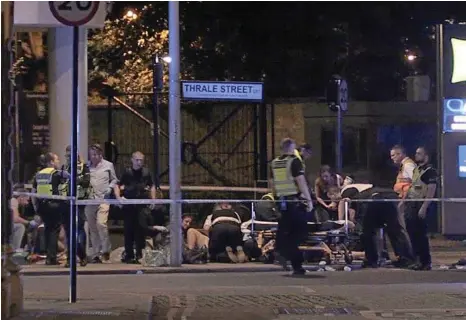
[{"xmin": 241, "ymin": 220, "xmax": 361, "ymax": 265}]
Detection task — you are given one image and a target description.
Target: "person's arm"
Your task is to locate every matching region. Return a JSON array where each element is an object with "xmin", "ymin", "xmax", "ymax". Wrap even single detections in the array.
[
  {"xmin": 31, "ymin": 177, "xmax": 39, "ymax": 212},
  {"xmin": 146, "ymin": 172, "xmax": 157, "ymax": 200},
  {"xmin": 114, "ymin": 172, "xmax": 127, "ymax": 200},
  {"xmin": 11, "ymin": 198, "xmax": 29, "ymax": 225},
  {"xmin": 203, "ymin": 214, "xmax": 212, "ymax": 231},
  {"xmin": 291, "ymin": 158, "xmax": 312, "ymax": 210},
  {"xmin": 314, "ymin": 179, "xmax": 329, "ymax": 208},
  {"xmin": 108, "ymin": 162, "xmax": 118, "ymax": 189},
  {"xmin": 419, "ymin": 168, "xmax": 438, "ymax": 217}
]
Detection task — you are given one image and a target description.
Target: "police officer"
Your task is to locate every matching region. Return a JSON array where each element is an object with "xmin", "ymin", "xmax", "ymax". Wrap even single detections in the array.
[
  {"xmin": 114, "ymin": 151, "xmax": 157, "ymax": 263},
  {"xmin": 63, "ymin": 145, "xmax": 90, "ymax": 268},
  {"xmin": 271, "ymin": 138, "xmax": 313, "ymax": 275},
  {"xmin": 339, "ymin": 181, "xmax": 414, "ymax": 268},
  {"xmin": 404, "ymin": 146, "xmax": 437, "ymax": 271},
  {"xmin": 32, "ymin": 152, "xmax": 67, "ymax": 265}
]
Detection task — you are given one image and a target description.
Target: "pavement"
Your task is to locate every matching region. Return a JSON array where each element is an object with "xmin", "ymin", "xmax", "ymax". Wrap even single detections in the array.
[
  {"xmin": 11, "ymin": 238, "xmax": 466, "ymax": 319},
  {"xmin": 15, "ymin": 268, "xmax": 466, "ymax": 320}
]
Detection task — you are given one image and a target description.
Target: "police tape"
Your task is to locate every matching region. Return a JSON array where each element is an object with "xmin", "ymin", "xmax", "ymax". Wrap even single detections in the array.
[
  {"xmin": 10, "ymin": 192, "xmax": 466, "ymax": 205},
  {"xmin": 344, "ymin": 198, "xmax": 466, "ymax": 203}
]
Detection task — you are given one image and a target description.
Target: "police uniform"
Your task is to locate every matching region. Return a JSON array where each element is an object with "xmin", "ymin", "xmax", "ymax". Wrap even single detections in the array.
[
  {"xmin": 341, "ymin": 184, "xmax": 413, "ymax": 268},
  {"xmin": 63, "ymin": 161, "xmax": 90, "ymax": 266},
  {"xmin": 404, "ymin": 164, "xmax": 437, "ymax": 269},
  {"xmin": 33, "ymin": 167, "xmax": 67, "ymax": 264},
  {"xmin": 271, "ymin": 154, "xmax": 308, "ymax": 273}
]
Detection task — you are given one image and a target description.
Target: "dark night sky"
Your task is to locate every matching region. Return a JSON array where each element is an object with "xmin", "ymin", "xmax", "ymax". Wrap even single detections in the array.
[{"xmin": 111, "ymin": 2, "xmax": 466, "ymax": 100}]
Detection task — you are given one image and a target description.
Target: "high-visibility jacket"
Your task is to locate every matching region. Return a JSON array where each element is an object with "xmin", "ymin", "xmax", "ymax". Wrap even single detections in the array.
[
  {"xmin": 64, "ymin": 162, "xmax": 88, "ymax": 199},
  {"xmin": 35, "ymin": 167, "xmax": 66, "ymax": 196},
  {"xmin": 393, "ymin": 158, "xmax": 416, "ymax": 199},
  {"xmin": 407, "ymin": 165, "xmax": 433, "ymax": 199},
  {"xmin": 271, "ymin": 155, "xmax": 299, "ymax": 197}
]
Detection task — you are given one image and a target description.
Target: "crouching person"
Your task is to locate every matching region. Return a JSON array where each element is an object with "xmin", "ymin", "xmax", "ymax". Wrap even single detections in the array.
[{"xmin": 207, "ymin": 203, "xmax": 246, "ymax": 263}]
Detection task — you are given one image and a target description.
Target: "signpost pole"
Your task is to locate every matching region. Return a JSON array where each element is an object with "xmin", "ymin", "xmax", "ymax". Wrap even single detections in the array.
[
  {"xmin": 152, "ymin": 55, "xmax": 160, "ymax": 188},
  {"xmin": 168, "ymin": 1, "xmax": 182, "ymax": 267},
  {"xmin": 69, "ymin": 25, "xmax": 79, "ymax": 304},
  {"xmin": 336, "ymin": 106, "xmax": 343, "ymax": 174}
]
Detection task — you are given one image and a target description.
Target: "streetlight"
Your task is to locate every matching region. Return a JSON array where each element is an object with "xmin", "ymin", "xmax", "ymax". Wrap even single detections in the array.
[
  {"xmin": 124, "ymin": 10, "xmax": 138, "ymax": 20},
  {"xmin": 406, "ymin": 54, "xmax": 417, "ymax": 62},
  {"xmin": 162, "ymin": 56, "xmax": 172, "ymax": 64}
]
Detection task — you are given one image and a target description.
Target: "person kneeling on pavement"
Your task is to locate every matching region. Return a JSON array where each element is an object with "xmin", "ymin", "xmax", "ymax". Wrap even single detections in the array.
[
  {"xmin": 338, "ymin": 181, "xmax": 414, "ymax": 268},
  {"xmin": 206, "ymin": 202, "xmax": 246, "ymax": 263}
]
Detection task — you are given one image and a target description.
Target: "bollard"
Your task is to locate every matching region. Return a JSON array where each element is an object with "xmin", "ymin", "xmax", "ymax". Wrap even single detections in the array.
[{"xmin": 3, "ymin": 254, "xmax": 24, "ymax": 318}]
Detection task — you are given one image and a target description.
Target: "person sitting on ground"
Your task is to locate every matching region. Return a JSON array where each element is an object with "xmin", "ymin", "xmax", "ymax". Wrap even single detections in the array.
[
  {"xmin": 207, "ymin": 202, "xmax": 246, "ymax": 263},
  {"xmin": 181, "ymin": 214, "xmax": 209, "ymax": 264},
  {"xmin": 314, "ymin": 165, "xmax": 343, "ymax": 221},
  {"xmin": 10, "ymin": 188, "xmax": 39, "ymax": 252}
]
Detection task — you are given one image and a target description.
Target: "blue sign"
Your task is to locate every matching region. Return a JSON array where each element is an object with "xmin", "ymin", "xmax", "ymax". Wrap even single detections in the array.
[
  {"xmin": 459, "ymin": 145, "xmax": 466, "ymax": 178},
  {"xmin": 443, "ymin": 98, "xmax": 466, "ymax": 132}
]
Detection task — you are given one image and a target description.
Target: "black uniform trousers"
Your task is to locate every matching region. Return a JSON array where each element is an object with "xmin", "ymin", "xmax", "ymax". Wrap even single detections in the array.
[
  {"xmin": 39, "ymin": 201, "xmax": 63, "ymax": 262},
  {"xmin": 276, "ymin": 202, "xmax": 308, "ymax": 271},
  {"xmin": 404, "ymin": 201, "xmax": 431, "ymax": 266},
  {"xmin": 63, "ymin": 205, "xmax": 87, "ymax": 261},
  {"xmin": 123, "ymin": 205, "xmax": 146, "ymax": 260},
  {"xmin": 208, "ymin": 222, "xmax": 243, "ymax": 261},
  {"xmin": 361, "ymin": 191, "xmax": 413, "ymax": 264}
]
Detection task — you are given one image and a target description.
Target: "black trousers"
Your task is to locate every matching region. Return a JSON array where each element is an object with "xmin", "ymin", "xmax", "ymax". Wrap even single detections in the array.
[
  {"xmin": 361, "ymin": 192, "xmax": 413, "ymax": 264},
  {"xmin": 63, "ymin": 206, "xmax": 87, "ymax": 261},
  {"xmin": 276, "ymin": 202, "xmax": 308, "ymax": 270},
  {"xmin": 208, "ymin": 222, "xmax": 242, "ymax": 261},
  {"xmin": 405, "ymin": 201, "xmax": 431, "ymax": 266},
  {"xmin": 123, "ymin": 205, "xmax": 146, "ymax": 260},
  {"xmin": 39, "ymin": 202, "xmax": 62, "ymax": 262}
]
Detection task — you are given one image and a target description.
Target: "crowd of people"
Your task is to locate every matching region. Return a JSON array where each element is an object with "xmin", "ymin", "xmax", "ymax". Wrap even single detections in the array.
[{"xmin": 8, "ymin": 140, "xmax": 464, "ymax": 271}]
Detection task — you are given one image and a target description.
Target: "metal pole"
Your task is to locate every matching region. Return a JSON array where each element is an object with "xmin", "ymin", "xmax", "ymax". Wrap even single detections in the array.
[
  {"xmin": 168, "ymin": 1, "xmax": 182, "ymax": 267},
  {"xmin": 69, "ymin": 25, "xmax": 79, "ymax": 303},
  {"xmin": 436, "ymin": 24, "xmax": 444, "ymax": 233},
  {"xmin": 152, "ymin": 55, "xmax": 160, "ymax": 188},
  {"xmin": 336, "ymin": 106, "xmax": 343, "ymax": 173}
]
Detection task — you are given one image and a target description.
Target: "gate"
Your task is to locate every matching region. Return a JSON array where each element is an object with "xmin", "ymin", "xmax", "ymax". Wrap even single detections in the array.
[{"xmin": 93, "ymin": 90, "xmax": 273, "ymax": 187}]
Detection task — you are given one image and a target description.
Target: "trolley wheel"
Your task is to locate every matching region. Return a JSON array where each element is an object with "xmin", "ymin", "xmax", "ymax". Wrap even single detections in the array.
[{"xmin": 344, "ymin": 253, "xmax": 353, "ymax": 265}]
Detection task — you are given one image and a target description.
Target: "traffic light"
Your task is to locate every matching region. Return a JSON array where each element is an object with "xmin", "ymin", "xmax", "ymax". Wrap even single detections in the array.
[
  {"xmin": 326, "ymin": 75, "xmax": 348, "ymax": 112},
  {"xmin": 152, "ymin": 56, "xmax": 163, "ymax": 92}
]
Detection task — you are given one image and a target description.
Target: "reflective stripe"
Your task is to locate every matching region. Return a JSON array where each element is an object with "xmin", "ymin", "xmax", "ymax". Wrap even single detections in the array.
[
  {"xmin": 271, "ymin": 156, "xmax": 298, "ymax": 197},
  {"xmin": 294, "ymin": 149, "xmax": 305, "ymax": 170}
]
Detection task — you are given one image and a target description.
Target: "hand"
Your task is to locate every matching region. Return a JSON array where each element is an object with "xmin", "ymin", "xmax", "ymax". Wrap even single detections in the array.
[
  {"xmin": 28, "ymin": 220, "xmax": 38, "ymax": 228},
  {"xmin": 116, "ymin": 196, "xmax": 126, "ymax": 208},
  {"xmin": 152, "ymin": 226, "xmax": 168, "ymax": 233},
  {"xmin": 60, "ymin": 170, "xmax": 71, "ymax": 179},
  {"xmin": 306, "ymin": 201, "xmax": 314, "ymax": 212},
  {"xmin": 328, "ymin": 202, "xmax": 337, "ymax": 210},
  {"xmin": 418, "ymin": 207, "xmax": 427, "ymax": 219}
]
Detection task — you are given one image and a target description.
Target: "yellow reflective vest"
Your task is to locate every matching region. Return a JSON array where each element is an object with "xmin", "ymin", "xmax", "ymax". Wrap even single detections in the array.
[
  {"xmin": 271, "ymin": 155, "xmax": 299, "ymax": 197},
  {"xmin": 35, "ymin": 167, "xmax": 66, "ymax": 196},
  {"xmin": 407, "ymin": 165, "xmax": 432, "ymax": 199}
]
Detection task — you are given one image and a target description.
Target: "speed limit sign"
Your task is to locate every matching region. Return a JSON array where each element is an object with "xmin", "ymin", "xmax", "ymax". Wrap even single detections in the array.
[{"xmin": 49, "ymin": 1, "xmax": 100, "ymax": 26}]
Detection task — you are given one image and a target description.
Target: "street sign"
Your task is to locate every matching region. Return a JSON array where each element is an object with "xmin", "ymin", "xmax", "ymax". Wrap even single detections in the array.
[
  {"xmin": 339, "ymin": 79, "xmax": 348, "ymax": 112},
  {"xmin": 181, "ymin": 81, "xmax": 264, "ymax": 102},
  {"xmin": 13, "ymin": 1, "xmax": 106, "ymax": 28},
  {"xmin": 49, "ymin": 1, "xmax": 100, "ymax": 26}
]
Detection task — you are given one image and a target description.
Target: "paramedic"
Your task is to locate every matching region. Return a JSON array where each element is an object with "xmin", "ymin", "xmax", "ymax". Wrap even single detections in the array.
[
  {"xmin": 404, "ymin": 146, "xmax": 437, "ymax": 271},
  {"xmin": 32, "ymin": 152, "xmax": 67, "ymax": 265},
  {"xmin": 339, "ymin": 182, "xmax": 413, "ymax": 268},
  {"xmin": 271, "ymin": 138, "xmax": 313, "ymax": 275}
]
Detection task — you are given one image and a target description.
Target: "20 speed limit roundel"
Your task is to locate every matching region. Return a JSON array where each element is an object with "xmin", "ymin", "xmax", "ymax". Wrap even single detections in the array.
[{"xmin": 49, "ymin": 1, "xmax": 100, "ymax": 26}]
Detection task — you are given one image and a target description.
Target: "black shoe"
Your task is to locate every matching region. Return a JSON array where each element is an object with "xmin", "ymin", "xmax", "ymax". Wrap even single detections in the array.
[
  {"xmin": 291, "ymin": 268, "xmax": 307, "ymax": 276},
  {"xmin": 392, "ymin": 258, "xmax": 412, "ymax": 268},
  {"xmin": 90, "ymin": 256, "xmax": 103, "ymax": 264},
  {"xmin": 45, "ymin": 259, "xmax": 60, "ymax": 266},
  {"xmin": 361, "ymin": 260, "xmax": 379, "ymax": 268},
  {"xmin": 80, "ymin": 257, "xmax": 88, "ymax": 267},
  {"xmin": 122, "ymin": 258, "xmax": 139, "ymax": 264},
  {"xmin": 408, "ymin": 263, "xmax": 432, "ymax": 271}
]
